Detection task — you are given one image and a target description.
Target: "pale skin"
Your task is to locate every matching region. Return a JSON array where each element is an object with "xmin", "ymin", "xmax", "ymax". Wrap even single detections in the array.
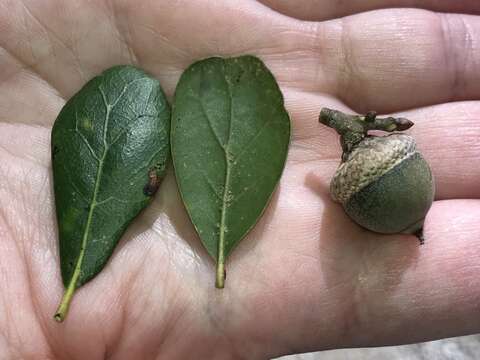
[{"xmin": 0, "ymin": 0, "xmax": 479, "ymax": 359}]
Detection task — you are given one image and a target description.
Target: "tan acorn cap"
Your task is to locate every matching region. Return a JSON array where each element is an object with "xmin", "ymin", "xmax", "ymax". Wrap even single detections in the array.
[{"xmin": 331, "ymin": 134, "xmax": 416, "ymax": 204}]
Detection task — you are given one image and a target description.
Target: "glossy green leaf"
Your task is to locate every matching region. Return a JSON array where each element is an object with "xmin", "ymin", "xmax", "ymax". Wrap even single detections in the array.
[
  {"xmin": 171, "ymin": 56, "xmax": 290, "ymax": 288},
  {"xmin": 51, "ymin": 65, "xmax": 170, "ymax": 321}
]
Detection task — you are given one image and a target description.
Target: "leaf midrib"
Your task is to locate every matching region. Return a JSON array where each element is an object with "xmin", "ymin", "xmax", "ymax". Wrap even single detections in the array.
[
  {"xmin": 64, "ymin": 86, "xmax": 112, "ymax": 294},
  {"xmin": 216, "ymin": 68, "xmax": 234, "ymax": 283},
  {"xmin": 67, "ymin": 77, "xmax": 150, "ymax": 290}
]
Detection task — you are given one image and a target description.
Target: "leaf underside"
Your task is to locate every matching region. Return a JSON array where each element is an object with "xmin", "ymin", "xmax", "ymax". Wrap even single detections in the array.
[
  {"xmin": 52, "ymin": 65, "xmax": 170, "ymax": 296},
  {"xmin": 171, "ymin": 56, "xmax": 290, "ymax": 280}
]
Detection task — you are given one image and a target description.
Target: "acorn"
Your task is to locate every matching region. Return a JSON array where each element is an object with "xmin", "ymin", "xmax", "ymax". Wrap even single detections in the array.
[{"xmin": 319, "ymin": 108, "xmax": 434, "ymax": 239}]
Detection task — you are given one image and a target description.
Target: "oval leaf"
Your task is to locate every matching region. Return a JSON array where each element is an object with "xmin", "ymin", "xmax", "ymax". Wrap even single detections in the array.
[
  {"xmin": 171, "ymin": 56, "xmax": 290, "ymax": 288},
  {"xmin": 52, "ymin": 65, "xmax": 170, "ymax": 321}
]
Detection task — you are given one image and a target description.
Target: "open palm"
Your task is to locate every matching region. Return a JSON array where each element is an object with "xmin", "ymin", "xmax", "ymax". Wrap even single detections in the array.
[{"xmin": 1, "ymin": 1, "xmax": 479, "ymax": 359}]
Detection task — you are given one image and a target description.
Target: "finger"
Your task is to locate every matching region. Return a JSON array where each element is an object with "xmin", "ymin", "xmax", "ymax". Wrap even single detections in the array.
[
  {"xmin": 283, "ymin": 89, "xmax": 480, "ymax": 199},
  {"xmin": 0, "ymin": 0, "xmax": 136, "ymax": 99},
  {"xmin": 0, "ymin": 0, "xmax": 293, "ymax": 102},
  {"xmin": 0, "ymin": 165, "xmax": 55, "ymax": 360},
  {"xmin": 259, "ymin": 0, "xmax": 480, "ymax": 21},
  {"xmin": 0, "ymin": 48, "xmax": 64, "ymax": 127},
  {"xmin": 110, "ymin": 0, "xmax": 295, "ymax": 95},
  {"xmin": 345, "ymin": 199, "xmax": 480, "ymax": 347},
  {"xmin": 397, "ymin": 102, "xmax": 480, "ymax": 200},
  {"xmin": 283, "ymin": 10, "xmax": 480, "ymax": 113},
  {"xmin": 230, "ymin": 198, "xmax": 480, "ymax": 357},
  {"xmin": 0, "ymin": 123, "xmax": 51, "ymax": 167}
]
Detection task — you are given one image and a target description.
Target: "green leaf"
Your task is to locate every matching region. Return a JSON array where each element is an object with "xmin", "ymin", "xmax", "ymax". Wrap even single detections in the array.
[
  {"xmin": 171, "ymin": 56, "xmax": 290, "ymax": 288},
  {"xmin": 51, "ymin": 65, "xmax": 170, "ymax": 321}
]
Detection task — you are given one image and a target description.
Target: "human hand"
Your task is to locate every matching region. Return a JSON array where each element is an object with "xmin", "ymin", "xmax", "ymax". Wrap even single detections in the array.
[{"xmin": 0, "ymin": 1, "xmax": 479, "ymax": 359}]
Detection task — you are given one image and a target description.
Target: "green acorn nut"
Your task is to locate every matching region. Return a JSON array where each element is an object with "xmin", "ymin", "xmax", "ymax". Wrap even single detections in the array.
[{"xmin": 319, "ymin": 108, "xmax": 435, "ymax": 237}]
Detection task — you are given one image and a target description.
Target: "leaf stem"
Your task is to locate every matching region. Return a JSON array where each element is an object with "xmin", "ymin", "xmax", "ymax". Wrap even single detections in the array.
[
  {"xmin": 216, "ymin": 260, "xmax": 225, "ymax": 289},
  {"xmin": 54, "ymin": 271, "xmax": 80, "ymax": 322}
]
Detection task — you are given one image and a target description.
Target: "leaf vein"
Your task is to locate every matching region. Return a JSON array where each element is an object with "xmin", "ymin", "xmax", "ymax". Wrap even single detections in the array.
[
  {"xmin": 65, "ymin": 84, "xmax": 112, "ymax": 302},
  {"xmin": 232, "ymin": 117, "xmax": 275, "ymax": 163},
  {"xmin": 224, "ymin": 67, "xmax": 234, "ymax": 147},
  {"xmin": 74, "ymin": 106, "xmax": 100, "ymax": 162},
  {"xmin": 109, "ymin": 114, "xmax": 157, "ymax": 147},
  {"xmin": 60, "ymin": 161, "xmax": 91, "ymax": 205},
  {"xmin": 111, "ymin": 77, "xmax": 148, "ymax": 108},
  {"xmin": 128, "ymin": 146, "xmax": 166, "ymax": 181},
  {"xmin": 196, "ymin": 98, "xmax": 225, "ymax": 151},
  {"xmin": 95, "ymin": 196, "xmax": 128, "ymax": 206},
  {"xmin": 199, "ymin": 170, "xmax": 222, "ymax": 201}
]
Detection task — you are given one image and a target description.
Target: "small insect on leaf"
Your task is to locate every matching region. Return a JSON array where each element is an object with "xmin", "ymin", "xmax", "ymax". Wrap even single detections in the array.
[
  {"xmin": 144, "ymin": 167, "xmax": 161, "ymax": 196},
  {"xmin": 51, "ymin": 65, "xmax": 170, "ymax": 322}
]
